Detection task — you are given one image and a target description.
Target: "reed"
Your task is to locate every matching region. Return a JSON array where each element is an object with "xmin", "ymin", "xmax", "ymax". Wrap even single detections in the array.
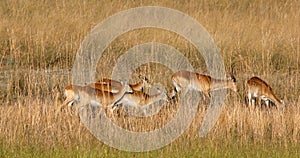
[{"xmin": 0, "ymin": 0, "xmax": 299, "ymax": 157}]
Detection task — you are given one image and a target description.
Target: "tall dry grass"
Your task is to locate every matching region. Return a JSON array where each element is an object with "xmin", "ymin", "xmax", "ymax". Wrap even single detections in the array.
[{"xmin": 0, "ymin": 0, "xmax": 300, "ymax": 156}]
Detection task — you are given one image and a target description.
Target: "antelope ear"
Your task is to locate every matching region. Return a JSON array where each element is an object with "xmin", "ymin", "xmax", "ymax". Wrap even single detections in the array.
[
  {"xmin": 139, "ymin": 74, "xmax": 150, "ymax": 83},
  {"xmin": 227, "ymin": 73, "xmax": 236, "ymax": 82},
  {"xmin": 231, "ymin": 75, "xmax": 237, "ymax": 82},
  {"xmin": 280, "ymin": 100, "xmax": 285, "ymax": 106}
]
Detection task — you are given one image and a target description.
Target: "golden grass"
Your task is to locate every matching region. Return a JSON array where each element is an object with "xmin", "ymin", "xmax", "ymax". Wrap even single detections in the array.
[{"xmin": 0, "ymin": 0, "xmax": 300, "ymax": 156}]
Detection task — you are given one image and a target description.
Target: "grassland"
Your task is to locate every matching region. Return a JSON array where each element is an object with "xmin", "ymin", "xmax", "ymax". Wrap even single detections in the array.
[{"xmin": 0, "ymin": 0, "xmax": 300, "ymax": 157}]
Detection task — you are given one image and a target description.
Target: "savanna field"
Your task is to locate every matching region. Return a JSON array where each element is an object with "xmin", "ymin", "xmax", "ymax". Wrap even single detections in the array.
[{"xmin": 0, "ymin": 0, "xmax": 300, "ymax": 157}]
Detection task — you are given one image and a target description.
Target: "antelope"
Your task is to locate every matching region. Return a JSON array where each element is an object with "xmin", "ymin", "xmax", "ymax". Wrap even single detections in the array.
[
  {"xmin": 170, "ymin": 70, "xmax": 238, "ymax": 100},
  {"xmin": 114, "ymin": 87, "xmax": 169, "ymax": 112},
  {"xmin": 59, "ymin": 82, "xmax": 133, "ymax": 115},
  {"xmin": 87, "ymin": 75, "xmax": 150, "ymax": 93},
  {"xmin": 245, "ymin": 76, "xmax": 284, "ymax": 108}
]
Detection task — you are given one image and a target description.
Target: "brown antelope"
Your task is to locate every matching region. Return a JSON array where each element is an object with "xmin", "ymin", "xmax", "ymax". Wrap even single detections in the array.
[
  {"xmin": 87, "ymin": 75, "xmax": 150, "ymax": 93},
  {"xmin": 170, "ymin": 70, "xmax": 238, "ymax": 100},
  {"xmin": 114, "ymin": 87, "xmax": 169, "ymax": 109},
  {"xmin": 60, "ymin": 82, "xmax": 133, "ymax": 115},
  {"xmin": 245, "ymin": 76, "xmax": 284, "ymax": 108}
]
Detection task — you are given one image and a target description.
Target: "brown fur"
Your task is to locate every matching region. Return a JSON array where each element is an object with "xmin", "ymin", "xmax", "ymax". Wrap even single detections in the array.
[
  {"xmin": 171, "ymin": 70, "xmax": 238, "ymax": 99},
  {"xmin": 246, "ymin": 76, "xmax": 284, "ymax": 107}
]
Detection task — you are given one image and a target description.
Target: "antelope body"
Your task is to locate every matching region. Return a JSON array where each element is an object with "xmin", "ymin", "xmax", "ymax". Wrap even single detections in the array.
[
  {"xmin": 115, "ymin": 88, "xmax": 169, "ymax": 108},
  {"xmin": 171, "ymin": 70, "xmax": 238, "ymax": 99},
  {"xmin": 245, "ymin": 76, "xmax": 284, "ymax": 107},
  {"xmin": 61, "ymin": 83, "xmax": 133, "ymax": 113}
]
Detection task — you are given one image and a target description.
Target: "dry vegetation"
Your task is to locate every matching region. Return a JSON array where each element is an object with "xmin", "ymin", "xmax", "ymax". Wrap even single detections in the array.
[{"xmin": 0, "ymin": 0, "xmax": 300, "ymax": 157}]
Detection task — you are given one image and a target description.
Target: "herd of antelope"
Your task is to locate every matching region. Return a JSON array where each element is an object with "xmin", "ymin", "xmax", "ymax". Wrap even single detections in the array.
[{"xmin": 60, "ymin": 70, "xmax": 285, "ymax": 116}]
